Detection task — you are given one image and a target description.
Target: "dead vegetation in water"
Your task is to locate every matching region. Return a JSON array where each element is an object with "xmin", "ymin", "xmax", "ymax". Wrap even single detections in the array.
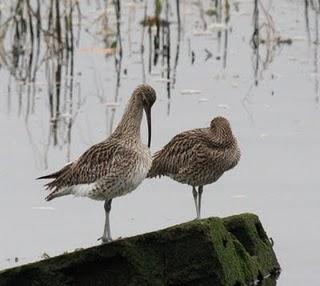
[
  {"xmin": 0, "ymin": 0, "xmax": 83, "ymax": 165},
  {"xmin": 0, "ymin": 0, "xmax": 311, "ymax": 169},
  {"xmin": 0, "ymin": 0, "xmax": 125, "ymax": 166},
  {"xmin": 140, "ymin": 0, "xmax": 169, "ymax": 27},
  {"xmin": 304, "ymin": 0, "xmax": 320, "ymax": 102},
  {"xmin": 250, "ymin": 0, "xmax": 293, "ymax": 85}
]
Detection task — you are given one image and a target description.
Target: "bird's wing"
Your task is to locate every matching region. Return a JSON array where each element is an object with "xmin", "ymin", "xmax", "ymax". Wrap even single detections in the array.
[
  {"xmin": 177, "ymin": 144, "xmax": 225, "ymax": 178},
  {"xmin": 148, "ymin": 129, "xmax": 220, "ymax": 178},
  {"xmin": 37, "ymin": 162, "xmax": 73, "ymax": 180},
  {"xmin": 40, "ymin": 140, "xmax": 130, "ymax": 191}
]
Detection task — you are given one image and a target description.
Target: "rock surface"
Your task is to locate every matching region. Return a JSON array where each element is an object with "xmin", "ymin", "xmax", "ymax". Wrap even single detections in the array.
[{"xmin": 0, "ymin": 213, "xmax": 280, "ymax": 286}]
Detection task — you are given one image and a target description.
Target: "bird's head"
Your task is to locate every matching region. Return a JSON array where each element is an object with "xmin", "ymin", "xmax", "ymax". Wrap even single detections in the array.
[{"xmin": 210, "ymin": 116, "xmax": 232, "ymax": 136}]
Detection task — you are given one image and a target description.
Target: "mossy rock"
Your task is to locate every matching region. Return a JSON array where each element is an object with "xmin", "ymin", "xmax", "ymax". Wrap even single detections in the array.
[{"xmin": 0, "ymin": 213, "xmax": 280, "ymax": 286}]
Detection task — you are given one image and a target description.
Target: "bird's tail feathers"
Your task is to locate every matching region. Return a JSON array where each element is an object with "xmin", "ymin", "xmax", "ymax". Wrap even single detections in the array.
[
  {"xmin": 46, "ymin": 187, "xmax": 71, "ymax": 201},
  {"xmin": 37, "ymin": 162, "xmax": 73, "ymax": 180}
]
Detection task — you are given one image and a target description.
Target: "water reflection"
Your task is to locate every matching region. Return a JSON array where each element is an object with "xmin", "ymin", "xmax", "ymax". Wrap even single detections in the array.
[
  {"xmin": 0, "ymin": 0, "xmax": 241, "ymax": 143},
  {"xmin": 251, "ymin": 0, "xmax": 260, "ymax": 86},
  {"xmin": 251, "ymin": 0, "xmax": 279, "ymax": 86},
  {"xmin": 313, "ymin": 9, "xmax": 319, "ymax": 103},
  {"xmin": 141, "ymin": 0, "xmax": 172, "ymax": 114},
  {"xmin": 2, "ymin": 1, "xmax": 320, "ymax": 283},
  {"xmin": 250, "ymin": 0, "xmax": 293, "ymax": 86},
  {"xmin": 213, "ymin": 0, "xmax": 230, "ymax": 68},
  {"xmin": 0, "ymin": 0, "xmax": 279, "ymax": 167},
  {"xmin": 222, "ymin": 1, "xmax": 230, "ymax": 69},
  {"xmin": 1, "ymin": 0, "xmax": 309, "ymax": 166},
  {"xmin": 140, "ymin": 0, "xmax": 233, "ymax": 114},
  {"xmin": 0, "ymin": 0, "xmax": 82, "ymax": 166},
  {"xmin": 305, "ymin": 0, "xmax": 320, "ymax": 102},
  {"xmin": 108, "ymin": 0, "xmax": 123, "ymax": 135},
  {"xmin": 172, "ymin": 0, "xmax": 181, "ymax": 88},
  {"xmin": 305, "ymin": 0, "xmax": 311, "ymax": 43}
]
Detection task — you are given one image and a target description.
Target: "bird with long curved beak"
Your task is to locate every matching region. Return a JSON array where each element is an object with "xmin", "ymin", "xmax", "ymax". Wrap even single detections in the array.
[
  {"xmin": 144, "ymin": 104, "xmax": 152, "ymax": 148},
  {"xmin": 38, "ymin": 84, "xmax": 156, "ymax": 243}
]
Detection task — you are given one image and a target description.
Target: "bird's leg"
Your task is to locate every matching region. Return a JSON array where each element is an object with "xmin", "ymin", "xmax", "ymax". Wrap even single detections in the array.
[
  {"xmin": 99, "ymin": 199, "xmax": 113, "ymax": 243},
  {"xmin": 198, "ymin": 186, "xmax": 203, "ymax": 220},
  {"xmin": 192, "ymin": 186, "xmax": 199, "ymax": 219}
]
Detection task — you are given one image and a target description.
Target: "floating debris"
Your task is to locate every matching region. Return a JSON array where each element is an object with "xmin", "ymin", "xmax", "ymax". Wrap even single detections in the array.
[
  {"xmin": 218, "ymin": 104, "xmax": 230, "ymax": 109},
  {"xmin": 192, "ymin": 30, "xmax": 212, "ymax": 36},
  {"xmin": 206, "ymin": 8, "xmax": 217, "ymax": 17},
  {"xmin": 208, "ymin": 23, "xmax": 227, "ymax": 31},
  {"xmin": 59, "ymin": 113, "xmax": 73, "ymax": 120},
  {"xmin": 260, "ymin": 133, "xmax": 269, "ymax": 139},
  {"xmin": 32, "ymin": 207, "xmax": 55, "ymax": 211},
  {"xmin": 260, "ymin": 37, "xmax": 293, "ymax": 46},
  {"xmin": 232, "ymin": 194, "xmax": 247, "ymax": 199},
  {"xmin": 180, "ymin": 90, "xmax": 201, "ymax": 95},
  {"xmin": 155, "ymin": 78, "xmax": 171, "ymax": 83},
  {"xmin": 105, "ymin": 102, "xmax": 119, "ymax": 108},
  {"xmin": 291, "ymin": 36, "xmax": 307, "ymax": 42},
  {"xmin": 198, "ymin": 98, "xmax": 208, "ymax": 103},
  {"xmin": 239, "ymin": 12, "xmax": 251, "ymax": 16},
  {"xmin": 0, "ymin": 4, "xmax": 8, "ymax": 11},
  {"xmin": 150, "ymin": 71, "xmax": 161, "ymax": 76},
  {"xmin": 213, "ymin": 74, "xmax": 227, "ymax": 80},
  {"xmin": 123, "ymin": 2, "xmax": 144, "ymax": 9},
  {"xmin": 309, "ymin": 72, "xmax": 319, "ymax": 78}
]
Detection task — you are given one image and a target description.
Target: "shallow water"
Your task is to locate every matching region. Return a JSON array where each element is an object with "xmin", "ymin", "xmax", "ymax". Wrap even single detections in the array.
[{"xmin": 0, "ymin": 0, "xmax": 320, "ymax": 284}]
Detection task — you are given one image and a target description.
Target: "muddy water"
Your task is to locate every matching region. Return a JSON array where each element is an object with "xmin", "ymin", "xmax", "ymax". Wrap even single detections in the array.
[{"xmin": 0, "ymin": 0, "xmax": 319, "ymax": 284}]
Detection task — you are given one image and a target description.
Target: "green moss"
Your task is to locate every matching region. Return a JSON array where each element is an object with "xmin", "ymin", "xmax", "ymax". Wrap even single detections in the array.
[
  {"xmin": 0, "ymin": 213, "xmax": 280, "ymax": 286},
  {"xmin": 223, "ymin": 213, "xmax": 280, "ymax": 279}
]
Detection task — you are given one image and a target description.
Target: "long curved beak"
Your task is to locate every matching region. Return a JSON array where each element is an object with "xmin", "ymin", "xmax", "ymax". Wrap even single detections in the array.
[{"xmin": 144, "ymin": 106, "xmax": 152, "ymax": 148}]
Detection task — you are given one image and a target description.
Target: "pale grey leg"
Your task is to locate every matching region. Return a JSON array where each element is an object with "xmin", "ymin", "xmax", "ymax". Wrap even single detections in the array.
[
  {"xmin": 198, "ymin": 186, "xmax": 203, "ymax": 219},
  {"xmin": 192, "ymin": 186, "xmax": 199, "ymax": 219},
  {"xmin": 99, "ymin": 199, "xmax": 112, "ymax": 243}
]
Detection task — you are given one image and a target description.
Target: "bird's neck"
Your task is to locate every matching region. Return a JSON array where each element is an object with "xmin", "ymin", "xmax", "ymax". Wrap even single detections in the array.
[{"xmin": 112, "ymin": 96, "xmax": 143, "ymax": 140}]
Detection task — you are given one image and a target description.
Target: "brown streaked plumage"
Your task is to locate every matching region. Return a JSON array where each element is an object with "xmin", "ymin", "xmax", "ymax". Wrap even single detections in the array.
[
  {"xmin": 148, "ymin": 116, "xmax": 240, "ymax": 219},
  {"xmin": 38, "ymin": 84, "xmax": 156, "ymax": 243}
]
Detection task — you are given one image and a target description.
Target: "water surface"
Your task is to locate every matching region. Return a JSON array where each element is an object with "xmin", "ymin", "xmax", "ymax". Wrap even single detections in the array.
[{"xmin": 0, "ymin": 1, "xmax": 319, "ymax": 285}]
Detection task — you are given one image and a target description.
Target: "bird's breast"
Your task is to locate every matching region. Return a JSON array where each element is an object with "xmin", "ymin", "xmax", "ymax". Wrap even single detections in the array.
[
  {"xmin": 223, "ymin": 145, "xmax": 241, "ymax": 171},
  {"xmin": 118, "ymin": 146, "xmax": 152, "ymax": 195}
]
